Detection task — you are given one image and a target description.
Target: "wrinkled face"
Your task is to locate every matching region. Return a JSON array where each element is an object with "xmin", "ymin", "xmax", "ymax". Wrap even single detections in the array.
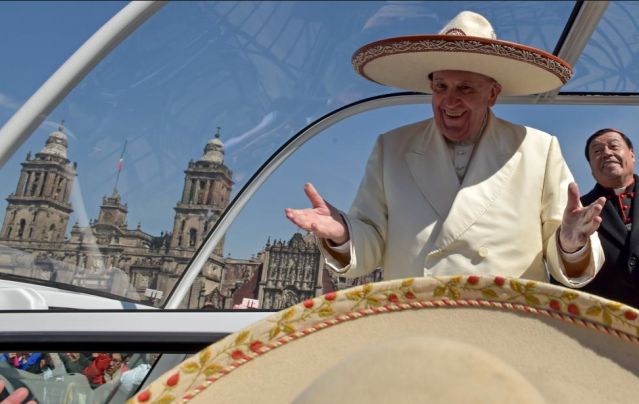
[
  {"xmin": 431, "ymin": 70, "xmax": 501, "ymax": 142},
  {"xmin": 588, "ymin": 131, "xmax": 636, "ymax": 188}
]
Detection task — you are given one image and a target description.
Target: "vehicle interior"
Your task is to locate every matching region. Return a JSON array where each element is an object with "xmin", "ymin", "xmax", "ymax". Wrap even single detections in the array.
[{"xmin": 0, "ymin": 1, "xmax": 638, "ymax": 402}]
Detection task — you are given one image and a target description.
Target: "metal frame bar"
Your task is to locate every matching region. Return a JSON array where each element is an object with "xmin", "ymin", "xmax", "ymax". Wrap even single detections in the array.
[
  {"xmin": 0, "ymin": 1, "xmax": 166, "ymax": 168},
  {"xmin": 537, "ymin": 0, "xmax": 609, "ymax": 103}
]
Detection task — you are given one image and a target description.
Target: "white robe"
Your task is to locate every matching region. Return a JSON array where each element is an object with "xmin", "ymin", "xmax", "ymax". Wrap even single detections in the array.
[{"xmin": 320, "ymin": 112, "xmax": 602, "ymax": 287}]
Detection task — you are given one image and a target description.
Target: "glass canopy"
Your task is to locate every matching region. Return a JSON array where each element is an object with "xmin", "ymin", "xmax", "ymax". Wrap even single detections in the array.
[{"xmin": 0, "ymin": 1, "xmax": 637, "ymax": 311}]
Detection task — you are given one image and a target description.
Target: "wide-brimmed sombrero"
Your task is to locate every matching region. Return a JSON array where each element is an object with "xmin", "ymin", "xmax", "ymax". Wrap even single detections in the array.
[
  {"xmin": 352, "ymin": 11, "xmax": 572, "ymax": 96},
  {"xmin": 130, "ymin": 276, "xmax": 639, "ymax": 403}
]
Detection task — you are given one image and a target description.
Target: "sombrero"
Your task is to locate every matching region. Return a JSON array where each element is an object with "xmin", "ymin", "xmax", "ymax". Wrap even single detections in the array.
[
  {"xmin": 130, "ymin": 276, "xmax": 639, "ymax": 403},
  {"xmin": 352, "ymin": 11, "xmax": 572, "ymax": 96}
]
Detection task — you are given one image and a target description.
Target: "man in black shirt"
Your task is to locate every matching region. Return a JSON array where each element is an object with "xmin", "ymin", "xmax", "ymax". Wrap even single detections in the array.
[{"xmin": 580, "ymin": 128, "xmax": 639, "ymax": 307}]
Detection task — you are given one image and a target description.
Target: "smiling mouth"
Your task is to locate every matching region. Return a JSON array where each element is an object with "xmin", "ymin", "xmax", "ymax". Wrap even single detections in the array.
[
  {"xmin": 602, "ymin": 160, "xmax": 620, "ymax": 168},
  {"xmin": 444, "ymin": 110, "xmax": 464, "ymax": 117}
]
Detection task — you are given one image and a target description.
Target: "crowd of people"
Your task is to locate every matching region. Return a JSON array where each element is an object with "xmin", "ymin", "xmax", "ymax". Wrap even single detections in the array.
[
  {"xmin": 0, "ymin": 353, "xmax": 54, "ymax": 377},
  {"xmin": 1, "ymin": 352, "xmax": 140, "ymax": 388}
]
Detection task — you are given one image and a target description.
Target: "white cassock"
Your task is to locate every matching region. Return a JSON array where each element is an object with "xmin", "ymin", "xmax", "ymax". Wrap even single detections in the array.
[{"xmin": 320, "ymin": 111, "xmax": 602, "ymax": 287}]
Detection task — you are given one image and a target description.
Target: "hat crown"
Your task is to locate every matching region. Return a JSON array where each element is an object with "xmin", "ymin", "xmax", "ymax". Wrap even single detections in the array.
[{"xmin": 439, "ymin": 11, "xmax": 496, "ymax": 39}]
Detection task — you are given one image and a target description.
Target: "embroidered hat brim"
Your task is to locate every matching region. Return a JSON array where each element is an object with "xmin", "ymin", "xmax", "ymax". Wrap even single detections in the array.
[
  {"xmin": 131, "ymin": 276, "xmax": 639, "ymax": 404},
  {"xmin": 352, "ymin": 35, "xmax": 573, "ymax": 96}
]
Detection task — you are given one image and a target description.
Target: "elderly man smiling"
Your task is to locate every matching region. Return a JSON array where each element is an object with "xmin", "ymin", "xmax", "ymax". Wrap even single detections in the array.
[
  {"xmin": 573, "ymin": 129, "xmax": 639, "ymax": 306},
  {"xmin": 285, "ymin": 11, "xmax": 605, "ymax": 287}
]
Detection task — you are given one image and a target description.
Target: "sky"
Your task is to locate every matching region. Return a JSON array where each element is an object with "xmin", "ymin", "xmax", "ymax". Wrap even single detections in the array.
[{"xmin": 1, "ymin": 1, "xmax": 638, "ymax": 263}]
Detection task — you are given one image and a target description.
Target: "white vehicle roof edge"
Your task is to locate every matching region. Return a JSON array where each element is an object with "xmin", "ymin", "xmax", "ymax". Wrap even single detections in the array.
[
  {"xmin": 0, "ymin": 0, "xmax": 167, "ymax": 168},
  {"xmin": 0, "ymin": 278, "xmax": 156, "ymax": 310}
]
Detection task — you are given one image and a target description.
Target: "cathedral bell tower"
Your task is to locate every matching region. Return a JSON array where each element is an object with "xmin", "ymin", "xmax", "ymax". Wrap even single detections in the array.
[
  {"xmin": 0, "ymin": 123, "xmax": 76, "ymax": 243},
  {"xmin": 170, "ymin": 128, "xmax": 233, "ymax": 255}
]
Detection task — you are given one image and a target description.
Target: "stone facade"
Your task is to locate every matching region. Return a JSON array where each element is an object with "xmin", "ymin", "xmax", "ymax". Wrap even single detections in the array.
[{"xmin": 0, "ymin": 125, "xmax": 382, "ymax": 310}]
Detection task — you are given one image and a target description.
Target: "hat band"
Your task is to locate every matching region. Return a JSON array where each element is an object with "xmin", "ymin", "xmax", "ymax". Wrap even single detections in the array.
[{"xmin": 352, "ymin": 36, "xmax": 572, "ymax": 85}]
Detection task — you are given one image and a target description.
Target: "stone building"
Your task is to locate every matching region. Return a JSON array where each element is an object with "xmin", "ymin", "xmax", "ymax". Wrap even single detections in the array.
[
  {"xmin": 0, "ymin": 126, "xmax": 231, "ymax": 308},
  {"xmin": 0, "ymin": 124, "xmax": 382, "ymax": 310},
  {"xmin": 228, "ymin": 233, "xmax": 382, "ymax": 310},
  {"xmin": 1, "ymin": 124, "xmax": 75, "ymax": 245}
]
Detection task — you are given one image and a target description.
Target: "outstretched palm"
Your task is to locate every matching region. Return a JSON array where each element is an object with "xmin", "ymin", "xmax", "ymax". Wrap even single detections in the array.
[
  {"xmin": 560, "ymin": 182, "xmax": 605, "ymax": 252},
  {"xmin": 285, "ymin": 183, "xmax": 349, "ymax": 245}
]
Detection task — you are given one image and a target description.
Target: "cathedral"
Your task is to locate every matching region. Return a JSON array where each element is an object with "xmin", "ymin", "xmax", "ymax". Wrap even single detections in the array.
[{"xmin": 0, "ymin": 124, "xmax": 381, "ymax": 310}]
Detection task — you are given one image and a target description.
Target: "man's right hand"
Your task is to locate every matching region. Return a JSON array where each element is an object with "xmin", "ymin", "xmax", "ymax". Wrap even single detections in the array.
[{"xmin": 284, "ymin": 183, "xmax": 349, "ymax": 245}]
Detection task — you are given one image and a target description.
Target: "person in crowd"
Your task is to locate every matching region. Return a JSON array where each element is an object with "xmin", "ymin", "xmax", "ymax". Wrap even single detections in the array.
[
  {"xmin": 121, "ymin": 353, "xmax": 159, "ymax": 393},
  {"xmin": 83, "ymin": 353, "xmax": 111, "ymax": 388},
  {"xmin": 103, "ymin": 353, "xmax": 128, "ymax": 384},
  {"xmin": 0, "ymin": 354, "xmax": 19, "ymax": 369},
  {"xmin": 574, "ymin": 128, "xmax": 639, "ymax": 306},
  {"xmin": 285, "ymin": 11, "xmax": 605, "ymax": 286},
  {"xmin": 31, "ymin": 354, "xmax": 54, "ymax": 377},
  {"xmin": 60, "ymin": 352, "xmax": 90, "ymax": 374},
  {"xmin": 0, "ymin": 353, "xmax": 42, "ymax": 374}
]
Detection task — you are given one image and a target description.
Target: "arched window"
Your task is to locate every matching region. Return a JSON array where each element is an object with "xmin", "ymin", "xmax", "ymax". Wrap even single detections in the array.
[
  {"xmin": 39, "ymin": 172, "xmax": 48, "ymax": 196},
  {"xmin": 18, "ymin": 219, "xmax": 26, "ymax": 238},
  {"xmin": 49, "ymin": 224, "xmax": 56, "ymax": 241},
  {"xmin": 188, "ymin": 180, "xmax": 195, "ymax": 203},
  {"xmin": 55, "ymin": 177, "xmax": 64, "ymax": 200},
  {"xmin": 189, "ymin": 228, "xmax": 197, "ymax": 247},
  {"xmin": 30, "ymin": 173, "xmax": 40, "ymax": 196},
  {"xmin": 22, "ymin": 173, "xmax": 30, "ymax": 195}
]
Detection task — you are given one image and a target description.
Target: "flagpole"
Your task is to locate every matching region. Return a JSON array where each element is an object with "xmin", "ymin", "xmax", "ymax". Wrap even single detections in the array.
[{"xmin": 113, "ymin": 139, "xmax": 127, "ymax": 194}]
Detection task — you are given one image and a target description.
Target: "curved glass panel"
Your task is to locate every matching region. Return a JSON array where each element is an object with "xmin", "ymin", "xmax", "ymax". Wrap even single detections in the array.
[
  {"xmin": 187, "ymin": 100, "xmax": 639, "ymax": 310},
  {"xmin": 565, "ymin": 1, "xmax": 639, "ymax": 93},
  {"xmin": 2, "ymin": 1, "xmax": 637, "ymax": 311}
]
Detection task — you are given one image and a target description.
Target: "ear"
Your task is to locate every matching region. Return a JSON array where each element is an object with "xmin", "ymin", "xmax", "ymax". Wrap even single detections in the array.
[{"xmin": 487, "ymin": 82, "xmax": 502, "ymax": 107}]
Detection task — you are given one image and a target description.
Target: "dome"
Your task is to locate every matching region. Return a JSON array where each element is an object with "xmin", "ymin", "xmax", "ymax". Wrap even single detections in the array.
[
  {"xmin": 40, "ymin": 125, "xmax": 69, "ymax": 158},
  {"xmin": 201, "ymin": 128, "xmax": 225, "ymax": 164}
]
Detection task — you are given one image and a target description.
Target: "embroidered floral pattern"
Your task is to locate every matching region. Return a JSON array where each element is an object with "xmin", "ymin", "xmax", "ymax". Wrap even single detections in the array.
[
  {"xmin": 351, "ymin": 38, "xmax": 572, "ymax": 84},
  {"xmin": 129, "ymin": 276, "xmax": 639, "ymax": 403}
]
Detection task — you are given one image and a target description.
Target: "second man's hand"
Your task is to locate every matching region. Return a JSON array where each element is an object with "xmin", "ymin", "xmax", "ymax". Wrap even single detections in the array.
[{"xmin": 284, "ymin": 183, "xmax": 349, "ymax": 245}]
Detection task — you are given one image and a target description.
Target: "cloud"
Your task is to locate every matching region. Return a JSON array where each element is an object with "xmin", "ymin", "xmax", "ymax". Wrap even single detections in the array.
[
  {"xmin": 0, "ymin": 93, "xmax": 20, "ymax": 110},
  {"xmin": 364, "ymin": 3, "xmax": 437, "ymax": 29},
  {"xmin": 224, "ymin": 111, "xmax": 278, "ymax": 149}
]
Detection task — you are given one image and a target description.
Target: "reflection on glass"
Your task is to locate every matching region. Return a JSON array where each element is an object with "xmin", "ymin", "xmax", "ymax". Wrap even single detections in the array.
[
  {"xmin": 0, "ymin": 124, "xmax": 232, "ymax": 308},
  {"xmin": 0, "ymin": 351, "xmax": 157, "ymax": 404},
  {"xmin": 1, "ymin": 0, "xmax": 631, "ymax": 311},
  {"xmin": 197, "ymin": 105, "xmax": 432, "ymax": 312},
  {"xmin": 565, "ymin": 1, "xmax": 639, "ymax": 93}
]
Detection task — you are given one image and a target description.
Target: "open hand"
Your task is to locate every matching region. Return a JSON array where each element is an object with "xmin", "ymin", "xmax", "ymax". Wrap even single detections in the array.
[
  {"xmin": 284, "ymin": 183, "xmax": 349, "ymax": 245},
  {"xmin": 0, "ymin": 381, "xmax": 36, "ymax": 404},
  {"xmin": 559, "ymin": 182, "xmax": 605, "ymax": 252}
]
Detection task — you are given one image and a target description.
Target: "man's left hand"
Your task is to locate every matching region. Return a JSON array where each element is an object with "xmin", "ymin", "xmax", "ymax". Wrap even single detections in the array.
[{"xmin": 559, "ymin": 182, "xmax": 605, "ymax": 252}]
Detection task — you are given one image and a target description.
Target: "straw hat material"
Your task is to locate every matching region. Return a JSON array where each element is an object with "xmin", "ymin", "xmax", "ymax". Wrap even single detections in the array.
[
  {"xmin": 130, "ymin": 276, "xmax": 639, "ymax": 404},
  {"xmin": 352, "ymin": 11, "xmax": 573, "ymax": 96},
  {"xmin": 293, "ymin": 336, "xmax": 547, "ymax": 404}
]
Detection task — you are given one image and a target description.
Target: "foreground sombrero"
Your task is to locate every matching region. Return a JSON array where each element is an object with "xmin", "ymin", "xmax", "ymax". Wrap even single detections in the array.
[{"xmin": 130, "ymin": 276, "xmax": 639, "ymax": 403}]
